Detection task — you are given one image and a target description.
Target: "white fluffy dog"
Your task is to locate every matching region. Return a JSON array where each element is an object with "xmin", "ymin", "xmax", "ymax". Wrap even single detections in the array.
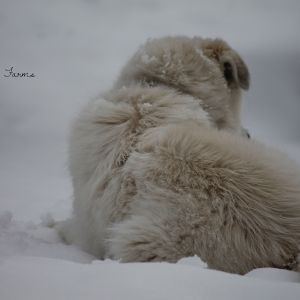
[{"xmin": 59, "ymin": 36, "xmax": 300, "ymax": 274}]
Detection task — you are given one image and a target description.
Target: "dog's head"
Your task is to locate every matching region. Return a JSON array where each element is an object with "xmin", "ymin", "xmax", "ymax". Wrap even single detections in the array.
[{"xmin": 115, "ymin": 36, "xmax": 250, "ymax": 137}]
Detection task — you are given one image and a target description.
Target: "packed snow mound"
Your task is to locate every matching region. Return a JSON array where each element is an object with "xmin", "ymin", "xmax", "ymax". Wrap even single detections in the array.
[{"xmin": 0, "ymin": 212, "xmax": 93, "ymax": 263}]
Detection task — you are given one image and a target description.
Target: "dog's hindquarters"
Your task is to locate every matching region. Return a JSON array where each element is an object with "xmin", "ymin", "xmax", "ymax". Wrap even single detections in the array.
[{"xmin": 107, "ymin": 123, "xmax": 300, "ymax": 274}]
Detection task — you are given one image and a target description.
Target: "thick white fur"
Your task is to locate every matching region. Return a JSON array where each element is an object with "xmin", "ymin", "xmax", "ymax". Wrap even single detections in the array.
[{"xmin": 58, "ymin": 36, "xmax": 300, "ymax": 274}]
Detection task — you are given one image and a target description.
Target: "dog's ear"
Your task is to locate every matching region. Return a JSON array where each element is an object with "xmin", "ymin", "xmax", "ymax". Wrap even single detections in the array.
[{"xmin": 220, "ymin": 51, "xmax": 250, "ymax": 90}]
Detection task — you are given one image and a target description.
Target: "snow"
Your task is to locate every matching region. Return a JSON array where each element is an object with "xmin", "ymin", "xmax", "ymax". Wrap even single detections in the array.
[
  {"xmin": 0, "ymin": 0, "xmax": 300, "ymax": 299},
  {"xmin": 1, "ymin": 257, "xmax": 300, "ymax": 300},
  {"xmin": 0, "ymin": 212, "xmax": 93, "ymax": 263},
  {"xmin": 141, "ymin": 53, "xmax": 157, "ymax": 64}
]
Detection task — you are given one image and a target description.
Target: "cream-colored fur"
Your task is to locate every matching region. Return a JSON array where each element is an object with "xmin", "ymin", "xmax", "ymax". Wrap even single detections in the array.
[{"xmin": 59, "ymin": 36, "xmax": 300, "ymax": 274}]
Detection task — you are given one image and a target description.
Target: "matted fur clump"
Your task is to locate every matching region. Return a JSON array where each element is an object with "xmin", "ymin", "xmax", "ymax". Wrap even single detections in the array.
[{"xmin": 59, "ymin": 36, "xmax": 300, "ymax": 274}]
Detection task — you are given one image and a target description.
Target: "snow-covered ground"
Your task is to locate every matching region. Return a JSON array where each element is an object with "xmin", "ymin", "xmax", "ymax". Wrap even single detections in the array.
[{"xmin": 0, "ymin": 0, "xmax": 300, "ymax": 299}]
